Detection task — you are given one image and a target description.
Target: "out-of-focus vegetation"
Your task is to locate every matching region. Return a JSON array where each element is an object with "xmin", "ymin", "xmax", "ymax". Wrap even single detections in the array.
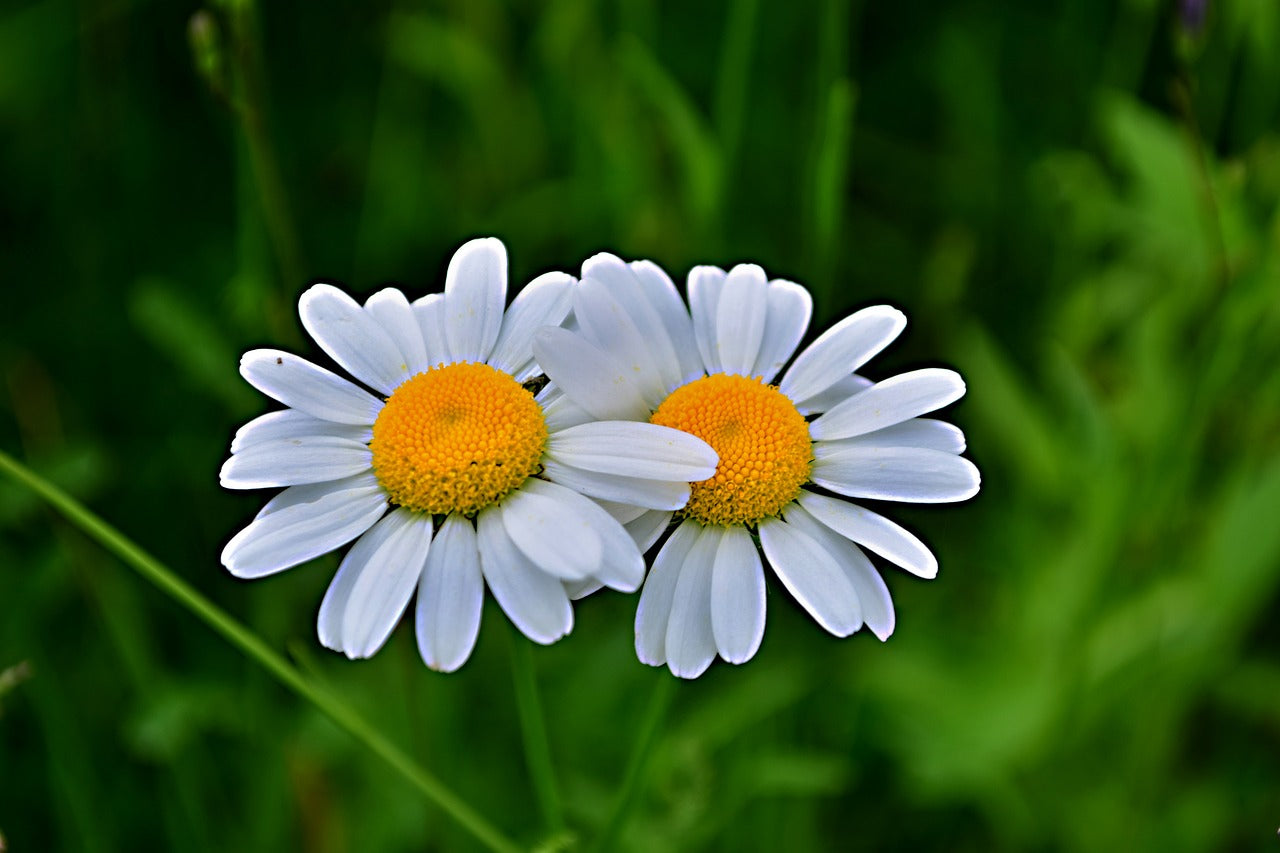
[{"xmin": 3, "ymin": 0, "xmax": 1279, "ymax": 850}]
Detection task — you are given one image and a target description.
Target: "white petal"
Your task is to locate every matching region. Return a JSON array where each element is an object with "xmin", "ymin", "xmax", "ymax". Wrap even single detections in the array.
[
  {"xmin": 664, "ymin": 524, "xmax": 721, "ymax": 678},
  {"xmin": 758, "ymin": 516, "xmax": 862, "ymax": 636},
  {"xmin": 583, "ymin": 254, "xmax": 688, "ymax": 393},
  {"xmin": 625, "ymin": 510, "xmax": 674, "ymax": 553},
  {"xmin": 810, "ymin": 368, "xmax": 966, "ymax": 441},
  {"xmin": 811, "ymin": 447, "xmax": 981, "ymax": 503},
  {"xmin": 779, "ymin": 305, "xmax": 907, "ymax": 404},
  {"xmin": 546, "ymin": 421, "xmax": 717, "ymax": 481},
  {"xmin": 687, "ymin": 265, "xmax": 727, "ymax": 374},
  {"xmin": 572, "ymin": 273, "xmax": 669, "ymax": 406},
  {"xmin": 230, "ymin": 409, "xmax": 371, "ymax": 454},
  {"xmin": 710, "ymin": 525, "xmax": 766, "ymax": 664},
  {"xmin": 488, "ymin": 271, "xmax": 575, "ymax": 375},
  {"xmin": 241, "ymin": 350, "xmax": 383, "ymax": 425},
  {"xmin": 751, "ymin": 280, "xmax": 812, "ymax": 383},
  {"xmin": 713, "ymin": 264, "xmax": 768, "ymax": 376},
  {"xmin": 221, "ymin": 484, "xmax": 387, "ymax": 578},
  {"xmin": 784, "ymin": 504, "xmax": 894, "ymax": 640},
  {"xmin": 411, "ymin": 293, "xmax": 451, "ymax": 367},
  {"xmin": 365, "ymin": 287, "xmax": 431, "ymax": 376},
  {"xmin": 564, "ymin": 579, "xmax": 603, "ymax": 601},
  {"xmin": 416, "ymin": 513, "xmax": 484, "ymax": 672},
  {"xmin": 537, "ymin": 386, "xmax": 596, "ymax": 432},
  {"xmin": 628, "ymin": 260, "xmax": 703, "ymax": 384},
  {"xmin": 220, "ymin": 437, "xmax": 372, "ymax": 489},
  {"xmin": 540, "ymin": 459, "xmax": 691, "ymax": 511},
  {"xmin": 444, "ymin": 237, "xmax": 507, "ymax": 363},
  {"xmin": 519, "ymin": 478, "xmax": 644, "ymax": 592},
  {"xmin": 477, "ymin": 506, "xmax": 573, "ymax": 644},
  {"xmin": 796, "ymin": 490, "xmax": 937, "ymax": 578},
  {"xmin": 635, "ymin": 520, "xmax": 701, "ymax": 666},
  {"xmin": 253, "ymin": 471, "xmax": 382, "ymax": 520},
  {"xmin": 815, "ymin": 418, "xmax": 966, "ymax": 456},
  {"xmin": 500, "ymin": 483, "xmax": 602, "ymax": 581},
  {"xmin": 299, "ymin": 283, "xmax": 410, "ymax": 395},
  {"xmin": 793, "ymin": 374, "xmax": 873, "ymax": 416},
  {"xmin": 317, "ymin": 508, "xmax": 430, "ymax": 658},
  {"xmin": 592, "ymin": 498, "xmax": 649, "ymax": 525},
  {"xmin": 531, "ymin": 327, "xmax": 653, "ymax": 421}
]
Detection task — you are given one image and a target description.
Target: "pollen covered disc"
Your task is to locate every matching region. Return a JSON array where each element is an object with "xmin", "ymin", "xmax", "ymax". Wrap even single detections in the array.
[
  {"xmin": 371, "ymin": 362, "xmax": 547, "ymax": 516},
  {"xmin": 650, "ymin": 373, "xmax": 812, "ymax": 526}
]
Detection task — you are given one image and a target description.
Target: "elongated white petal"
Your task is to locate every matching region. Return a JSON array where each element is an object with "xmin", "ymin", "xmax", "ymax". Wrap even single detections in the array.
[
  {"xmin": 532, "ymin": 327, "xmax": 653, "ymax": 420},
  {"xmin": 582, "ymin": 254, "xmax": 686, "ymax": 394},
  {"xmin": 758, "ymin": 516, "xmax": 862, "ymax": 636},
  {"xmin": 593, "ymin": 499, "xmax": 649, "ymax": 525},
  {"xmin": 365, "ymin": 287, "xmax": 431, "ymax": 376},
  {"xmin": 444, "ymin": 237, "xmax": 506, "ymax": 363},
  {"xmin": 241, "ymin": 350, "xmax": 383, "ymax": 425},
  {"xmin": 811, "ymin": 446, "xmax": 981, "ymax": 503},
  {"xmin": 784, "ymin": 504, "xmax": 894, "ymax": 640},
  {"xmin": 253, "ymin": 471, "xmax": 382, "ymax": 520},
  {"xmin": 796, "ymin": 490, "xmax": 937, "ymax": 578},
  {"xmin": 230, "ymin": 409, "xmax": 371, "ymax": 454},
  {"xmin": 540, "ymin": 459, "xmax": 691, "ymax": 511},
  {"xmin": 411, "ymin": 293, "xmax": 451, "ymax": 367},
  {"xmin": 519, "ymin": 478, "xmax": 644, "ymax": 591},
  {"xmin": 710, "ymin": 525, "xmax": 766, "ymax": 664},
  {"xmin": 537, "ymin": 386, "xmax": 595, "ymax": 431},
  {"xmin": 780, "ymin": 305, "xmax": 907, "ymax": 404},
  {"xmin": 810, "ymin": 368, "xmax": 966, "ymax": 440},
  {"xmin": 477, "ymin": 507, "xmax": 573, "ymax": 644},
  {"xmin": 222, "ymin": 484, "xmax": 387, "ymax": 578},
  {"xmin": 416, "ymin": 513, "xmax": 484, "ymax": 672},
  {"xmin": 299, "ymin": 284, "xmax": 410, "ymax": 395},
  {"xmin": 814, "ymin": 418, "xmax": 966, "ymax": 456},
  {"xmin": 572, "ymin": 274, "xmax": 669, "ymax": 406},
  {"xmin": 546, "ymin": 421, "xmax": 717, "ymax": 482},
  {"xmin": 714, "ymin": 264, "xmax": 768, "ymax": 376},
  {"xmin": 687, "ymin": 265, "xmax": 727, "ymax": 374},
  {"xmin": 664, "ymin": 525, "xmax": 721, "ymax": 678},
  {"xmin": 564, "ymin": 579, "xmax": 603, "ymax": 600},
  {"xmin": 628, "ymin": 260, "xmax": 703, "ymax": 384},
  {"xmin": 793, "ymin": 374, "xmax": 872, "ymax": 415},
  {"xmin": 500, "ymin": 484, "xmax": 602, "ymax": 581},
  {"xmin": 317, "ymin": 508, "xmax": 431, "ymax": 658},
  {"xmin": 625, "ymin": 510, "xmax": 674, "ymax": 553},
  {"xmin": 636, "ymin": 520, "xmax": 701, "ymax": 666},
  {"xmin": 488, "ymin": 271, "xmax": 575, "ymax": 375},
  {"xmin": 220, "ymin": 436, "xmax": 372, "ymax": 489},
  {"xmin": 751, "ymin": 280, "xmax": 812, "ymax": 383}
]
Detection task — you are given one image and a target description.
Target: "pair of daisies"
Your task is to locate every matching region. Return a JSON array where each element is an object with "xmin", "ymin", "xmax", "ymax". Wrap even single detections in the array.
[{"xmin": 220, "ymin": 238, "xmax": 979, "ymax": 677}]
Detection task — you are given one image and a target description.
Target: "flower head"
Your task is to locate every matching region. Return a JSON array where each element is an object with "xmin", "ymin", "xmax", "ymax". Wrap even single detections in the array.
[
  {"xmin": 220, "ymin": 239, "xmax": 717, "ymax": 671},
  {"xmin": 533, "ymin": 255, "xmax": 980, "ymax": 678}
]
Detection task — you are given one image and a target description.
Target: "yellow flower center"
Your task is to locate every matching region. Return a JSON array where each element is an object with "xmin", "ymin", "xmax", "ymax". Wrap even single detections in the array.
[
  {"xmin": 370, "ymin": 362, "xmax": 547, "ymax": 516},
  {"xmin": 650, "ymin": 373, "xmax": 812, "ymax": 527}
]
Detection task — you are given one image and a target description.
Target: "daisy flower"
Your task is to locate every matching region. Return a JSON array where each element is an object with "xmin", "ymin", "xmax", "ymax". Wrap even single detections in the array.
[
  {"xmin": 532, "ymin": 254, "xmax": 980, "ymax": 678},
  {"xmin": 219, "ymin": 238, "xmax": 717, "ymax": 672}
]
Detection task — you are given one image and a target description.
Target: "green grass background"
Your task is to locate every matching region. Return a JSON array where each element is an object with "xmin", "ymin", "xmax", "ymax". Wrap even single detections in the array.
[{"xmin": 3, "ymin": 0, "xmax": 1280, "ymax": 850}]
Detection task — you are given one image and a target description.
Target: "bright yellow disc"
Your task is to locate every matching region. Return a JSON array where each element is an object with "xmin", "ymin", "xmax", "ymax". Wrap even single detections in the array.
[
  {"xmin": 650, "ymin": 373, "xmax": 812, "ymax": 526},
  {"xmin": 371, "ymin": 362, "xmax": 547, "ymax": 516}
]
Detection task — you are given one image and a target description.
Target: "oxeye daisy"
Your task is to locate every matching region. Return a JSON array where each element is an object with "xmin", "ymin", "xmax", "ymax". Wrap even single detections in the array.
[
  {"xmin": 532, "ymin": 254, "xmax": 980, "ymax": 678},
  {"xmin": 219, "ymin": 238, "xmax": 717, "ymax": 672}
]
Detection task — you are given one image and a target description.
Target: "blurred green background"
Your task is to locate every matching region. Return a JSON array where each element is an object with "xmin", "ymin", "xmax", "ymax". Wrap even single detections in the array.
[{"xmin": 3, "ymin": 0, "xmax": 1280, "ymax": 850}]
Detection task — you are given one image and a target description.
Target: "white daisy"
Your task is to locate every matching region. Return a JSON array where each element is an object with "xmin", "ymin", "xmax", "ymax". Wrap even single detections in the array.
[
  {"xmin": 532, "ymin": 254, "xmax": 980, "ymax": 678},
  {"xmin": 219, "ymin": 238, "xmax": 717, "ymax": 672}
]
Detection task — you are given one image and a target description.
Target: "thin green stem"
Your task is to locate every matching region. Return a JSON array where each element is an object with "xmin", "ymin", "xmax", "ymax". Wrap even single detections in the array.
[
  {"xmin": 589, "ymin": 674, "xmax": 677, "ymax": 853},
  {"xmin": 0, "ymin": 449, "xmax": 522, "ymax": 853},
  {"xmin": 508, "ymin": 633, "xmax": 565, "ymax": 835}
]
